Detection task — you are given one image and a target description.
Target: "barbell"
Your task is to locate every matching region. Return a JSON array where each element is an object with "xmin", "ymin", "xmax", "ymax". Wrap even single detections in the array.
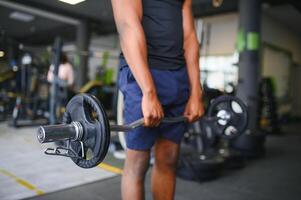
[{"xmin": 37, "ymin": 93, "xmax": 248, "ymax": 169}]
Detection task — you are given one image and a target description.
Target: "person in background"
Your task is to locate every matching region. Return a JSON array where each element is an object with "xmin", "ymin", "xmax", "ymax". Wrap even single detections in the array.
[
  {"xmin": 47, "ymin": 51, "xmax": 75, "ymax": 107},
  {"xmin": 47, "ymin": 52, "xmax": 74, "ymax": 89}
]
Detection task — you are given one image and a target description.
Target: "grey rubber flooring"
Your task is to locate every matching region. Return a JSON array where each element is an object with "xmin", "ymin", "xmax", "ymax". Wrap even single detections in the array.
[
  {"xmin": 0, "ymin": 123, "xmax": 117, "ymax": 200},
  {"xmin": 26, "ymin": 123, "xmax": 301, "ymax": 200}
]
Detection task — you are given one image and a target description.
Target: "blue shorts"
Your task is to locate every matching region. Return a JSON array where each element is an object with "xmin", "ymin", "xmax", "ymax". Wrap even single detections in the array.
[{"xmin": 118, "ymin": 66, "xmax": 190, "ymax": 150}]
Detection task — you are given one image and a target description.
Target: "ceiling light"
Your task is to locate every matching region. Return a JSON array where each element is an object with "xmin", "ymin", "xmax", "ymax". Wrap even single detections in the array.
[
  {"xmin": 10, "ymin": 11, "xmax": 34, "ymax": 22},
  {"xmin": 0, "ymin": 51, "xmax": 5, "ymax": 58},
  {"xmin": 58, "ymin": 0, "xmax": 86, "ymax": 5}
]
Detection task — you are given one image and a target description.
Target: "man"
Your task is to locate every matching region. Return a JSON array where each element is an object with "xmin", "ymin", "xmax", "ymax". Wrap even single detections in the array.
[{"xmin": 111, "ymin": 0, "xmax": 204, "ymax": 199}]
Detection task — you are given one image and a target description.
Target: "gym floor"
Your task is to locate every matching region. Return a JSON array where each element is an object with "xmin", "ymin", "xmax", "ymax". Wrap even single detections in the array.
[{"xmin": 1, "ymin": 123, "xmax": 301, "ymax": 200}]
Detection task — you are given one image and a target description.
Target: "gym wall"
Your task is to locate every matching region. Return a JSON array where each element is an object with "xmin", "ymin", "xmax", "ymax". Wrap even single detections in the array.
[
  {"xmin": 88, "ymin": 34, "xmax": 120, "ymax": 82},
  {"xmin": 261, "ymin": 44, "xmax": 292, "ymax": 115},
  {"xmin": 200, "ymin": 13, "xmax": 238, "ymax": 56},
  {"xmin": 200, "ymin": 12, "xmax": 301, "ymax": 64}
]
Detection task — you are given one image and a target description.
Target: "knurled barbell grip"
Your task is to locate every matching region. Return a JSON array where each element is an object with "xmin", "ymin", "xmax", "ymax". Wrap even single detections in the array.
[
  {"xmin": 110, "ymin": 116, "xmax": 188, "ymax": 132},
  {"xmin": 111, "ymin": 115, "xmax": 225, "ymax": 132}
]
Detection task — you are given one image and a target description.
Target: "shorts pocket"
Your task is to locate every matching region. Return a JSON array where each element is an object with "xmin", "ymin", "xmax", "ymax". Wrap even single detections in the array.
[
  {"xmin": 118, "ymin": 66, "xmax": 142, "ymax": 98},
  {"xmin": 125, "ymin": 67, "xmax": 136, "ymax": 84},
  {"xmin": 118, "ymin": 67, "xmax": 127, "ymax": 94}
]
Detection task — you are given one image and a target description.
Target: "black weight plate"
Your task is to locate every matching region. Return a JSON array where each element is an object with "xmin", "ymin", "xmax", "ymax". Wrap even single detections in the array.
[
  {"xmin": 221, "ymin": 149, "xmax": 246, "ymax": 169},
  {"xmin": 230, "ymin": 131, "xmax": 266, "ymax": 159},
  {"xmin": 177, "ymin": 152, "xmax": 224, "ymax": 182},
  {"xmin": 208, "ymin": 95, "xmax": 248, "ymax": 139},
  {"xmin": 62, "ymin": 94, "xmax": 110, "ymax": 168},
  {"xmin": 200, "ymin": 120, "xmax": 217, "ymax": 148}
]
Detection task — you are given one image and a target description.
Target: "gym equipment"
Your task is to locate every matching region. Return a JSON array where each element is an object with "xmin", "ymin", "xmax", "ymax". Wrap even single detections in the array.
[
  {"xmin": 208, "ymin": 96, "xmax": 248, "ymax": 169},
  {"xmin": 179, "ymin": 121, "xmax": 224, "ymax": 181},
  {"xmin": 230, "ymin": 130, "xmax": 266, "ymax": 159},
  {"xmin": 0, "ymin": 70, "xmax": 16, "ymax": 121},
  {"xmin": 10, "ymin": 51, "xmax": 49, "ymax": 127},
  {"xmin": 177, "ymin": 151, "xmax": 224, "ymax": 181},
  {"xmin": 208, "ymin": 95, "xmax": 248, "ymax": 139},
  {"xmin": 116, "ymin": 91, "xmax": 126, "ymax": 150},
  {"xmin": 49, "ymin": 37, "xmax": 63, "ymax": 125},
  {"xmin": 219, "ymin": 146, "xmax": 246, "ymax": 169},
  {"xmin": 37, "ymin": 94, "xmax": 248, "ymax": 169},
  {"xmin": 177, "ymin": 95, "xmax": 249, "ymax": 181},
  {"xmin": 48, "ymin": 37, "xmax": 76, "ymax": 125},
  {"xmin": 258, "ymin": 78, "xmax": 281, "ymax": 134}
]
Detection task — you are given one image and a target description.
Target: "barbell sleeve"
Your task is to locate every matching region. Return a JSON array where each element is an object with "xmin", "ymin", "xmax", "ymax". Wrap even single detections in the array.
[{"xmin": 37, "ymin": 122, "xmax": 83, "ymax": 143}]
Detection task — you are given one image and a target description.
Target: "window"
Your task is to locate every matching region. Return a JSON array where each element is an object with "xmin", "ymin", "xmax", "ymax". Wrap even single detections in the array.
[{"xmin": 200, "ymin": 53, "xmax": 238, "ymax": 92}]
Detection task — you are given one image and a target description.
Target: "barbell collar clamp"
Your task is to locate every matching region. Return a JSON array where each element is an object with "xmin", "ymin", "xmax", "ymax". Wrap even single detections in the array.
[{"xmin": 71, "ymin": 121, "xmax": 84, "ymax": 141}]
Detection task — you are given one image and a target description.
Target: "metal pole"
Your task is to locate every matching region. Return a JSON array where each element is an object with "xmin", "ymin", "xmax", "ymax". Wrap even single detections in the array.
[
  {"xmin": 236, "ymin": 0, "xmax": 262, "ymax": 131},
  {"xmin": 76, "ymin": 20, "xmax": 90, "ymax": 89},
  {"xmin": 49, "ymin": 37, "xmax": 63, "ymax": 125}
]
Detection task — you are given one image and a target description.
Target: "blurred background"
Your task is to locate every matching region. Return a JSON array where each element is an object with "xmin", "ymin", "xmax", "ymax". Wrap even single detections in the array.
[{"xmin": 0, "ymin": 0, "xmax": 300, "ymax": 200}]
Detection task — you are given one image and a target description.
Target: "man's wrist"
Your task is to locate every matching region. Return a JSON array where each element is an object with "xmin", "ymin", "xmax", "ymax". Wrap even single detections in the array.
[
  {"xmin": 190, "ymin": 87, "xmax": 203, "ymax": 99},
  {"xmin": 142, "ymin": 87, "xmax": 157, "ymax": 97}
]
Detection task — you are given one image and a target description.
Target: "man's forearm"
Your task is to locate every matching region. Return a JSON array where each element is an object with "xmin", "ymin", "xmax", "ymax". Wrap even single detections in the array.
[
  {"xmin": 182, "ymin": 0, "xmax": 203, "ymax": 98},
  {"xmin": 119, "ymin": 24, "xmax": 156, "ymax": 96},
  {"xmin": 112, "ymin": 0, "xmax": 156, "ymax": 96},
  {"xmin": 184, "ymin": 35, "xmax": 203, "ymax": 98}
]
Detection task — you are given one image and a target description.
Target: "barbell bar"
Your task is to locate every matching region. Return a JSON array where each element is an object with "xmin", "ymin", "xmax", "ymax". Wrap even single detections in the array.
[{"xmin": 36, "ymin": 93, "xmax": 248, "ymax": 168}]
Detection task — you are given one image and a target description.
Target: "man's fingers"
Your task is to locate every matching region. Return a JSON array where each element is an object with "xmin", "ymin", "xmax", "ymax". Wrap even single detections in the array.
[
  {"xmin": 199, "ymin": 109, "xmax": 205, "ymax": 117},
  {"xmin": 144, "ymin": 116, "xmax": 152, "ymax": 127},
  {"xmin": 189, "ymin": 116, "xmax": 195, "ymax": 123},
  {"xmin": 185, "ymin": 112, "xmax": 201, "ymax": 123},
  {"xmin": 183, "ymin": 109, "xmax": 189, "ymax": 116},
  {"xmin": 144, "ymin": 119, "xmax": 150, "ymax": 127},
  {"xmin": 149, "ymin": 114, "xmax": 158, "ymax": 127},
  {"xmin": 149, "ymin": 115, "xmax": 156, "ymax": 127},
  {"xmin": 184, "ymin": 114, "xmax": 193, "ymax": 123},
  {"xmin": 192, "ymin": 115, "xmax": 199, "ymax": 123},
  {"xmin": 154, "ymin": 111, "xmax": 164, "ymax": 127},
  {"xmin": 144, "ymin": 111, "xmax": 165, "ymax": 127},
  {"xmin": 154, "ymin": 112, "xmax": 163, "ymax": 127},
  {"xmin": 152, "ymin": 114, "xmax": 159, "ymax": 126}
]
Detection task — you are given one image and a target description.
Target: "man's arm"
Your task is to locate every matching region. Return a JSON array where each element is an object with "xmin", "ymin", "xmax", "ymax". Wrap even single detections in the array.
[
  {"xmin": 111, "ymin": 0, "xmax": 163, "ymax": 126},
  {"xmin": 182, "ymin": 0, "xmax": 205, "ymax": 122}
]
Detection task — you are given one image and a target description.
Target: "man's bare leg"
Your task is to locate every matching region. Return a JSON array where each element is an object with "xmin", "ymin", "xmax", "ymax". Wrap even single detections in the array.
[
  {"xmin": 151, "ymin": 138, "xmax": 180, "ymax": 200},
  {"xmin": 122, "ymin": 149, "xmax": 150, "ymax": 200}
]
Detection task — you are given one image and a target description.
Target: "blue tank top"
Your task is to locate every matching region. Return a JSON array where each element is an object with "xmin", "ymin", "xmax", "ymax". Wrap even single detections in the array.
[{"xmin": 120, "ymin": 0, "xmax": 186, "ymax": 70}]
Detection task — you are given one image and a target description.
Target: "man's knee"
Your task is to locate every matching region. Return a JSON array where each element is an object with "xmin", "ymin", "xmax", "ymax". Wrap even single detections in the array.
[
  {"xmin": 155, "ymin": 153, "xmax": 178, "ymax": 171},
  {"xmin": 124, "ymin": 149, "xmax": 150, "ymax": 180},
  {"xmin": 154, "ymin": 139, "xmax": 180, "ymax": 171}
]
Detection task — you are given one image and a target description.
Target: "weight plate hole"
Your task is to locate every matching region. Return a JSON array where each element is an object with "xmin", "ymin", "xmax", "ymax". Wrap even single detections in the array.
[
  {"xmin": 85, "ymin": 148, "xmax": 94, "ymax": 160},
  {"xmin": 84, "ymin": 102, "xmax": 99, "ymax": 123},
  {"xmin": 231, "ymin": 101, "xmax": 243, "ymax": 114}
]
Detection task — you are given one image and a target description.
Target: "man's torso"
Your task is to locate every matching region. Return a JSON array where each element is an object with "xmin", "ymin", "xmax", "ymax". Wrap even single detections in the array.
[{"xmin": 120, "ymin": 0, "xmax": 186, "ymax": 70}]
